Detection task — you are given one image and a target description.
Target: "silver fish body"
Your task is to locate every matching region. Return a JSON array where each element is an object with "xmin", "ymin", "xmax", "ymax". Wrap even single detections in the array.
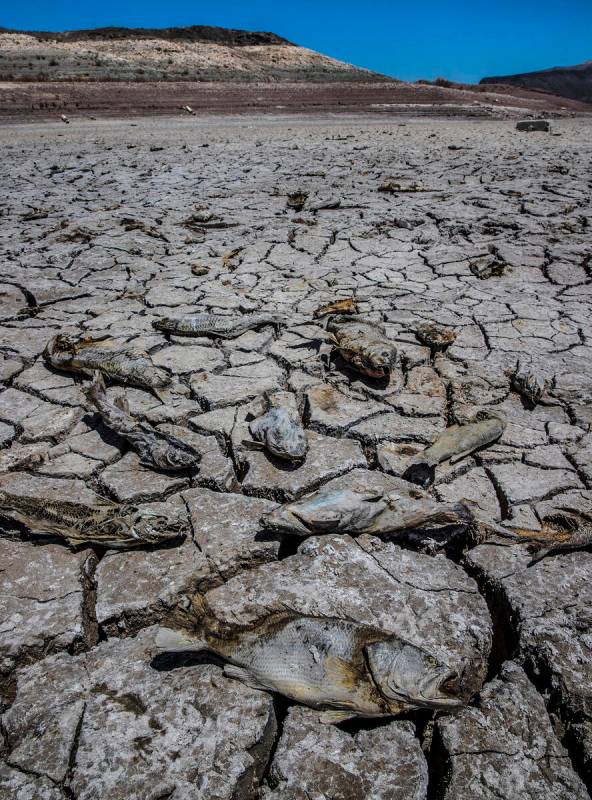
[
  {"xmin": 152, "ymin": 312, "xmax": 283, "ymax": 338},
  {"xmin": 403, "ymin": 416, "xmax": 505, "ymax": 488},
  {"xmin": 262, "ymin": 488, "xmax": 388, "ymax": 536},
  {"xmin": 248, "ymin": 393, "xmax": 308, "ymax": 463},
  {"xmin": 261, "ymin": 487, "xmax": 472, "ymax": 538},
  {"xmin": 85, "ymin": 373, "xmax": 200, "ymax": 471},
  {"xmin": 327, "ymin": 316, "xmax": 398, "ymax": 378},
  {"xmin": 44, "ymin": 334, "xmax": 170, "ymax": 390},
  {"xmin": 157, "ymin": 615, "xmax": 462, "ymax": 721}
]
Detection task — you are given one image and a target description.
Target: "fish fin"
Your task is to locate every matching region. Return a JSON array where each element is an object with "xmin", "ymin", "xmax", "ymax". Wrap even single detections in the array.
[
  {"xmin": 223, "ymin": 664, "xmax": 274, "ymax": 693},
  {"xmin": 447, "ymin": 447, "xmax": 476, "ymax": 465},
  {"xmin": 154, "ymin": 627, "xmax": 208, "ymax": 653},
  {"xmin": 318, "ymin": 710, "xmax": 358, "ymax": 725},
  {"xmin": 113, "ymin": 395, "xmax": 130, "ymax": 414},
  {"xmin": 241, "ymin": 438, "xmax": 265, "ymax": 451}
]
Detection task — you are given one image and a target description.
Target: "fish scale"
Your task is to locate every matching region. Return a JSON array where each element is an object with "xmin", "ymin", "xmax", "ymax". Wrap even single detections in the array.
[{"xmin": 152, "ymin": 311, "xmax": 283, "ymax": 338}]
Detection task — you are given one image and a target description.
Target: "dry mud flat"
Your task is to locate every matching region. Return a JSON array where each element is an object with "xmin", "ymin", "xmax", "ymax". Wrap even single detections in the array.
[{"xmin": 0, "ymin": 115, "xmax": 591, "ymax": 798}]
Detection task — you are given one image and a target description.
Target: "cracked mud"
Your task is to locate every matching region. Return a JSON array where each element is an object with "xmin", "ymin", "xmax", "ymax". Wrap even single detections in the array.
[{"xmin": 0, "ymin": 115, "xmax": 591, "ymax": 799}]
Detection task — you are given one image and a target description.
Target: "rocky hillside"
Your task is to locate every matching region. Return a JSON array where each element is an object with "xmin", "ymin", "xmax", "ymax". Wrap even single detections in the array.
[
  {"xmin": 0, "ymin": 25, "xmax": 388, "ymax": 83},
  {"xmin": 480, "ymin": 61, "xmax": 592, "ymax": 103}
]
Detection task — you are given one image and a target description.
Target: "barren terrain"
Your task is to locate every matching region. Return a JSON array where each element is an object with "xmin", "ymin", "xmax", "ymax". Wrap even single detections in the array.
[{"xmin": 0, "ymin": 115, "xmax": 591, "ymax": 799}]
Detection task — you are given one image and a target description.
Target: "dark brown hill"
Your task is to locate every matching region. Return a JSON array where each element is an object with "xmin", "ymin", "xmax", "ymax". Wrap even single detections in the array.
[{"xmin": 480, "ymin": 61, "xmax": 592, "ymax": 104}]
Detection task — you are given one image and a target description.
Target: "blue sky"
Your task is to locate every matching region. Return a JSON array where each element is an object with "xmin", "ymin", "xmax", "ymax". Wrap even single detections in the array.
[{"xmin": 2, "ymin": 1, "xmax": 591, "ymax": 83}]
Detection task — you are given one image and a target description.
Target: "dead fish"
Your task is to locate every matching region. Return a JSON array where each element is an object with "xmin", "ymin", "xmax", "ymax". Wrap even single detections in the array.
[
  {"xmin": 84, "ymin": 372, "xmax": 201, "ymax": 471},
  {"xmin": 44, "ymin": 334, "xmax": 170, "ymax": 390},
  {"xmin": 313, "ymin": 298, "xmax": 358, "ymax": 319},
  {"xmin": 155, "ymin": 615, "xmax": 462, "ymax": 723},
  {"xmin": 403, "ymin": 416, "xmax": 506, "ymax": 488},
  {"xmin": 415, "ymin": 322, "xmax": 456, "ymax": 350},
  {"xmin": 0, "ymin": 483, "xmax": 181, "ymax": 548},
  {"xmin": 327, "ymin": 316, "xmax": 398, "ymax": 379},
  {"xmin": 261, "ymin": 487, "xmax": 472, "ymax": 539},
  {"xmin": 152, "ymin": 312, "xmax": 284, "ymax": 338},
  {"xmin": 511, "ymin": 361, "xmax": 548, "ymax": 406},
  {"xmin": 246, "ymin": 391, "xmax": 308, "ymax": 463},
  {"xmin": 287, "ymin": 191, "xmax": 308, "ymax": 211}
]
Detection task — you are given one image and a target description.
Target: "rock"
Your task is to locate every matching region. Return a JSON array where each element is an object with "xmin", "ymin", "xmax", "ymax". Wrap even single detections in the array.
[
  {"xmin": 99, "ymin": 452, "xmax": 189, "ymax": 502},
  {"xmin": 467, "ymin": 543, "xmax": 592, "ymax": 787},
  {"xmin": 182, "ymin": 487, "xmax": 279, "ymax": 580},
  {"xmin": 158, "ymin": 424, "xmax": 237, "ymax": 491},
  {"xmin": 516, "ymin": 120, "xmax": 550, "ymax": 132},
  {"xmin": 436, "ymin": 467, "xmax": 501, "ymax": 520},
  {"xmin": 488, "ymin": 461, "xmax": 582, "ymax": 505},
  {"xmin": 202, "ymin": 532, "xmax": 491, "ymax": 701},
  {"xmin": 0, "ymin": 764, "xmax": 63, "ymax": 800},
  {"xmin": 240, "ymin": 431, "xmax": 367, "ymax": 501},
  {"xmin": 436, "ymin": 661, "xmax": 587, "ymax": 799},
  {"xmin": 191, "ymin": 369, "xmax": 281, "ymax": 409},
  {"xmin": 0, "ymin": 538, "xmax": 96, "ymax": 676},
  {"xmin": 377, "ymin": 440, "xmax": 424, "ymax": 477},
  {"xmin": 262, "ymin": 706, "xmax": 427, "ymax": 799},
  {"xmin": 152, "ymin": 343, "xmax": 225, "ymax": 373},
  {"xmin": 348, "ymin": 411, "xmax": 444, "ymax": 445},
  {"xmin": 2, "ymin": 627, "xmax": 276, "ymax": 799},
  {"xmin": 306, "ymin": 383, "xmax": 388, "ymax": 434}
]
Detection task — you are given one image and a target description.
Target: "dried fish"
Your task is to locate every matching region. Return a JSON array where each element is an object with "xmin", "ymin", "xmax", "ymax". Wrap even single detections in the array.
[
  {"xmin": 0, "ymin": 483, "xmax": 181, "ymax": 548},
  {"xmin": 261, "ymin": 487, "xmax": 472, "ymax": 539},
  {"xmin": 415, "ymin": 322, "xmax": 456, "ymax": 350},
  {"xmin": 84, "ymin": 372, "xmax": 201, "ymax": 471},
  {"xmin": 247, "ymin": 391, "xmax": 308, "ymax": 463},
  {"xmin": 327, "ymin": 315, "xmax": 398, "ymax": 379},
  {"xmin": 313, "ymin": 298, "xmax": 358, "ymax": 319},
  {"xmin": 44, "ymin": 334, "xmax": 170, "ymax": 390},
  {"xmin": 403, "ymin": 416, "xmax": 506, "ymax": 488},
  {"xmin": 511, "ymin": 361, "xmax": 548, "ymax": 406},
  {"xmin": 152, "ymin": 311, "xmax": 283, "ymax": 338},
  {"xmin": 156, "ymin": 614, "xmax": 462, "ymax": 723}
]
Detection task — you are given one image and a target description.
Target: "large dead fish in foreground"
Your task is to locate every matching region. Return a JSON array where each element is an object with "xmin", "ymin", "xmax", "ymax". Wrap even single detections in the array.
[
  {"xmin": 152, "ymin": 312, "xmax": 283, "ymax": 338},
  {"xmin": 246, "ymin": 391, "xmax": 308, "ymax": 463},
  {"xmin": 326, "ymin": 315, "xmax": 398, "ymax": 379},
  {"xmin": 261, "ymin": 486, "xmax": 473, "ymax": 539},
  {"xmin": 44, "ymin": 334, "xmax": 170, "ymax": 390},
  {"xmin": 0, "ymin": 483, "xmax": 181, "ymax": 548},
  {"xmin": 155, "ymin": 614, "xmax": 462, "ymax": 723},
  {"xmin": 403, "ymin": 415, "xmax": 506, "ymax": 488},
  {"xmin": 84, "ymin": 372, "xmax": 201, "ymax": 471}
]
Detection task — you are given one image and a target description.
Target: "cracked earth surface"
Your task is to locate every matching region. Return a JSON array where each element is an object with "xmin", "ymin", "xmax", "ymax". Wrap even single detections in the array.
[{"xmin": 0, "ymin": 115, "xmax": 591, "ymax": 799}]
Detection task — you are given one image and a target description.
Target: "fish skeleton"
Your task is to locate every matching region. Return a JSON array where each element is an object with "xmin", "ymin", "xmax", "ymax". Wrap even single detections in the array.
[
  {"xmin": 44, "ymin": 334, "xmax": 170, "ymax": 390},
  {"xmin": 84, "ymin": 372, "xmax": 201, "ymax": 471},
  {"xmin": 0, "ymin": 483, "xmax": 181, "ymax": 548},
  {"xmin": 151, "ymin": 312, "xmax": 284, "ymax": 338},
  {"xmin": 155, "ymin": 614, "xmax": 462, "ymax": 723},
  {"xmin": 261, "ymin": 487, "xmax": 472, "ymax": 538},
  {"xmin": 326, "ymin": 316, "xmax": 398, "ymax": 378},
  {"xmin": 247, "ymin": 391, "xmax": 308, "ymax": 463},
  {"xmin": 403, "ymin": 415, "xmax": 506, "ymax": 488}
]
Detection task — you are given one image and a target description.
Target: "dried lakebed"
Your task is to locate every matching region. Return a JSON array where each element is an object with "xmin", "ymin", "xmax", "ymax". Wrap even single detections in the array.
[{"xmin": 0, "ymin": 115, "xmax": 591, "ymax": 799}]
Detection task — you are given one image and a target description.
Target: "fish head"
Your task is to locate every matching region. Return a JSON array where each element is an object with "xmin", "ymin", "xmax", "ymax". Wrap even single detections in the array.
[
  {"xmin": 152, "ymin": 318, "xmax": 171, "ymax": 332},
  {"xmin": 260, "ymin": 410, "xmax": 308, "ymax": 463},
  {"xmin": 366, "ymin": 639, "xmax": 462, "ymax": 710},
  {"xmin": 360, "ymin": 342, "xmax": 398, "ymax": 378},
  {"xmin": 120, "ymin": 505, "xmax": 183, "ymax": 545}
]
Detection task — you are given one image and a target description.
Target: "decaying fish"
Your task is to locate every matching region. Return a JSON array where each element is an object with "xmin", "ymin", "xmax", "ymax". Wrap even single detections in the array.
[
  {"xmin": 261, "ymin": 487, "xmax": 472, "ymax": 539},
  {"xmin": 510, "ymin": 361, "xmax": 548, "ymax": 406},
  {"xmin": 152, "ymin": 312, "xmax": 283, "ymax": 339},
  {"xmin": 327, "ymin": 316, "xmax": 398, "ymax": 379},
  {"xmin": 403, "ymin": 415, "xmax": 506, "ymax": 488},
  {"xmin": 415, "ymin": 322, "xmax": 457, "ymax": 350},
  {"xmin": 155, "ymin": 614, "xmax": 462, "ymax": 723},
  {"xmin": 44, "ymin": 334, "xmax": 170, "ymax": 390},
  {"xmin": 313, "ymin": 298, "xmax": 358, "ymax": 319},
  {"xmin": 84, "ymin": 372, "xmax": 201, "ymax": 471},
  {"xmin": 247, "ymin": 391, "xmax": 308, "ymax": 463},
  {"xmin": 0, "ymin": 485, "xmax": 181, "ymax": 548}
]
